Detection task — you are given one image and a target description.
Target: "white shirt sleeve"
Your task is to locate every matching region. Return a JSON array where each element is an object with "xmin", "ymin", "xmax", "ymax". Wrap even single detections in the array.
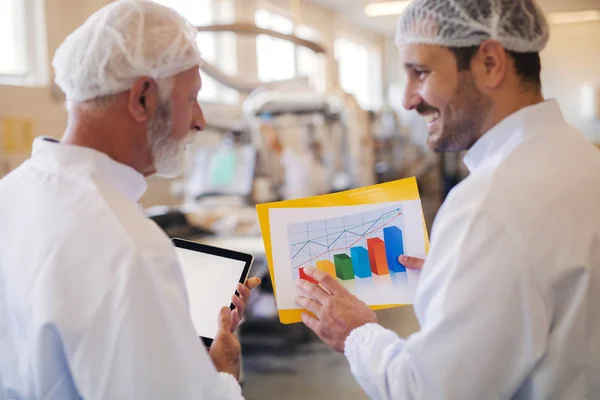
[
  {"xmin": 64, "ymin": 251, "xmax": 244, "ymax": 400},
  {"xmin": 344, "ymin": 205, "xmax": 550, "ymax": 400}
]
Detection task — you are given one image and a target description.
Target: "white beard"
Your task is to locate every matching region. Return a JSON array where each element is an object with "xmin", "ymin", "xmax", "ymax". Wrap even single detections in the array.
[
  {"xmin": 148, "ymin": 102, "xmax": 188, "ymax": 178},
  {"xmin": 153, "ymin": 138, "xmax": 186, "ymax": 178}
]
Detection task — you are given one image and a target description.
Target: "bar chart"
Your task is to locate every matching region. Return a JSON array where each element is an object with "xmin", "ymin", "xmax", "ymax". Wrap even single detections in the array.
[{"xmin": 289, "ymin": 206, "xmax": 407, "ymax": 282}]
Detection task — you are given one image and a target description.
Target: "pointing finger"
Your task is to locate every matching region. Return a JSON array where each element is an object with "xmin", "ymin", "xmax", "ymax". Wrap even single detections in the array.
[{"xmin": 303, "ymin": 267, "xmax": 345, "ymax": 295}]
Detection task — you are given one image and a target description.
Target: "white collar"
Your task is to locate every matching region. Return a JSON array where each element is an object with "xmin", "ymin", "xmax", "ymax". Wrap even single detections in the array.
[
  {"xmin": 31, "ymin": 137, "xmax": 148, "ymax": 203},
  {"xmin": 463, "ymin": 100, "xmax": 565, "ymax": 172}
]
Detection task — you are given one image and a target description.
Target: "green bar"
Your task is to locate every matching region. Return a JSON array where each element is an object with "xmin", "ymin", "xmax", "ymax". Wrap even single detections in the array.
[{"xmin": 334, "ymin": 254, "xmax": 355, "ymax": 280}]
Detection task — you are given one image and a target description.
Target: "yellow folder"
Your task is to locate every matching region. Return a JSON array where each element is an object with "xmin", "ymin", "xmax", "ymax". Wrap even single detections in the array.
[{"xmin": 256, "ymin": 177, "xmax": 430, "ymax": 324}]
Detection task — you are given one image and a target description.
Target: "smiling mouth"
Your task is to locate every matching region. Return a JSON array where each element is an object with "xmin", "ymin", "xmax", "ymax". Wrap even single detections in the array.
[{"xmin": 423, "ymin": 112, "xmax": 440, "ymax": 125}]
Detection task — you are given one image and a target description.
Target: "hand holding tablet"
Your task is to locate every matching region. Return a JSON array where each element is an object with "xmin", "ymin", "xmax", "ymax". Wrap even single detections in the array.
[
  {"xmin": 172, "ymin": 238, "xmax": 256, "ymax": 348},
  {"xmin": 209, "ymin": 306, "xmax": 242, "ymax": 380}
]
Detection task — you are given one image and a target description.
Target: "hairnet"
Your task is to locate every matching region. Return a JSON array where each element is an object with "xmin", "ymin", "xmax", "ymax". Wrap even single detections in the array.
[
  {"xmin": 395, "ymin": 0, "xmax": 550, "ymax": 53},
  {"xmin": 52, "ymin": 0, "xmax": 204, "ymax": 104}
]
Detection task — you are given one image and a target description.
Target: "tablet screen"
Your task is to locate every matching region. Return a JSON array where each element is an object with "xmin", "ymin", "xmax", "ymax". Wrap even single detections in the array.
[{"xmin": 174, "ymin": 246, "xmax": 248, "ymax": 340}]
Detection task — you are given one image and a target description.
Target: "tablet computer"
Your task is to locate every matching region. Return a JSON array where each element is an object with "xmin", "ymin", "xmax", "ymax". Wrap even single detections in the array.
[{"xmin": 172, "ymin": 238, "xmax": 254, "ymax": 347}]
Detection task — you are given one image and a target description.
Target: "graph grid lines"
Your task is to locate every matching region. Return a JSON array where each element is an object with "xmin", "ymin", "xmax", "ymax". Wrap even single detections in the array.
[{"xmin": 288, "ymin": 206, "xmax": 407, "ymax": 280}]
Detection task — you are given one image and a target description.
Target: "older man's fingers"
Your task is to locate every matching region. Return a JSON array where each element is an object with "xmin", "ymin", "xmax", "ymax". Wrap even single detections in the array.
[
  {"xmin": 237, "ymin": 283, "xmax": 250, "ymax": 301},
  {"xmin": 231, "ymin": 293, "xmax": 245, "ymax": 314},
  {"xmin": 303, "ymin": 267, "xmax": 345, "ymax": 295},
  {"xmin": 296, "ymin": 296, "xmax": 322, "ymax": 317},
  {"xmin": 398, "ymin": 255, "xmax": 425, "ymax": 270},
  {"xmin": 296, "ymin": 279, "xmax": 330, "ymax": 304},
  {"xmin": 245, "ymin": 277, "xmax": 261, "ymax": 290}
]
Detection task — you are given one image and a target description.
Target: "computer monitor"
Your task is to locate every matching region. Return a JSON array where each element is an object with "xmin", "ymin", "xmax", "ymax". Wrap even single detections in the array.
[{"xmin": 187, "ymin": 144, "xmax": 257, "ymax": 200}]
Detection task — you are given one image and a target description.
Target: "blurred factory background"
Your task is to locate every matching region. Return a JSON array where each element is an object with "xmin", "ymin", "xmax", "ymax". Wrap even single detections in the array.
[{"xmin": 1, "ymin": 0, "xmax": 599, "ymax": 398}]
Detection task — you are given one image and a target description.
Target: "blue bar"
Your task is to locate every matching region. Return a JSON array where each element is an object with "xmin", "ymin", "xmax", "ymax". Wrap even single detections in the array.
[
  {"xmin": 383, "ymin": 226, "xmax": 406, "ymax": 272},
  {"xmin": 350, "ymin": 246, "xmax": 372, "ymax": 278}
]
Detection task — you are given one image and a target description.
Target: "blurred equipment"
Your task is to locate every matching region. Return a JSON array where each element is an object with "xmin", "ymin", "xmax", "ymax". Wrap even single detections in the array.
[
  {"xmin": 242, "ymin": 89, "xmax": 376, "ymax": 200},
  {"xmin": 191, "ymin": 22, "xmax": 378, "ymax": 201}
]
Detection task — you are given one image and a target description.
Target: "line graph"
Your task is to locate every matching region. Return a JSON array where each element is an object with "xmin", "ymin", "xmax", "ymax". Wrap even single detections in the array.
[{"xmin": 288, "ymin": 206, "xmax": 405, "ymax": 279}]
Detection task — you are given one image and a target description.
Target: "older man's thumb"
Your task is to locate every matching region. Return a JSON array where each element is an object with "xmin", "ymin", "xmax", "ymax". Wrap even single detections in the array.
[{"xmin": 218, "ymin": 306, "xmax": 232, "ymax": 332}]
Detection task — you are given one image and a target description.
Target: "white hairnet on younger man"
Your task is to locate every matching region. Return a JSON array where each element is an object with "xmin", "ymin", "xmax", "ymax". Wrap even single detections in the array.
[
  {"xmin": 395, "ymin": 0, "xmax": 550, "ymax": 53},
  {"xmin": 52, "ymin": 0, "xmax": 204, "ymax": 104}
]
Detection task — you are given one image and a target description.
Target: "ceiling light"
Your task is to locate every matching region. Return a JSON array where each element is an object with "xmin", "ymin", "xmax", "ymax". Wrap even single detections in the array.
[
  {"xmin": 365, "ymin": 1, "xmax": 411, "ymax": 17},
  {"xmin": 548, "ymin": 10, "xmax": 600, "ymax": 25}
]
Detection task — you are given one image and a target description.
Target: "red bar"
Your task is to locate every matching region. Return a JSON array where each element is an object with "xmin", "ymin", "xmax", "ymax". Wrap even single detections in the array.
[
  {"xmin": 367, "ymin": 238, "xmax": 390, "ymax": 275},
  {"xmin": 299, "ymin": 267, "xmax": 319, "ymax": 284}
]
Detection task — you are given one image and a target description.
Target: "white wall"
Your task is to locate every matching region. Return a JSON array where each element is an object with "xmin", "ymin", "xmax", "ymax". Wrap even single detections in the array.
[
  {"xmin": 0, "ymin": 0, "xmax": 111, "ymax": 176},
  {"xmin": 541, "ymin": 21, "xmax": 600, "ymax": 141}
]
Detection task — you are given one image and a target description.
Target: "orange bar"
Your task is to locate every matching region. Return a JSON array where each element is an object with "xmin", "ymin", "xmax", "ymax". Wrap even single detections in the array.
[
  {"xmin": 316, "ymin": 260, "xmax": 336, "ymax": 278},
  {"xmin": 367, "ymin": 238, "xmax": 389, "ymax": 275}
]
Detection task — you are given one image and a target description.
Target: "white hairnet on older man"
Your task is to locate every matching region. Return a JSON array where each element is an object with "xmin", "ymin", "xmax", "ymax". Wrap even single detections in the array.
[
  {"xmin": 52, "ymin": 0, "xmax": 208, "ymax": 178},
  {"xmin": 0, "ymin": 1, "xmax": 261, "ymax": 399},
  {"xmin": 53, "ymin": 0, "xmax": 203, "ymax": 104},
  {"xmin": 295, "ymin": 0, "xmax": 600, "ymax": 399}
]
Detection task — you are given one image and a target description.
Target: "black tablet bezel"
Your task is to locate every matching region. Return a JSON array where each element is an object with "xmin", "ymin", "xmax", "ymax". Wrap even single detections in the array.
[{"xmin": 171, "ymin": 238, "xmax": 254, "ymax": 348}]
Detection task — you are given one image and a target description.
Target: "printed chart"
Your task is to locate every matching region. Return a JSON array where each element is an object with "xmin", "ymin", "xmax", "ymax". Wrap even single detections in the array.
[
  {"xmin": 288, "ymin": 206, "xmax": 408, "ymax": 282},
  {"xmin": 260, "ymin": 178, "xmax": 428, "ymax": 321}
]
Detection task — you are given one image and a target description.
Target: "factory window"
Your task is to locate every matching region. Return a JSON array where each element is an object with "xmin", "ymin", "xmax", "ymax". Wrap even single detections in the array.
[
  {"xmin": 153, "ymin": 0, "xmax": 239, "ymax": 104},
  {"xmin": 295, "ymin": 24, "xmax": 326, "ymax": 93},
  {"xmin": 335, "ymin": 37, "xmax": 383, "ymax": 110},
  {"xmin": 0, "ymin": 0, "xmax": 48, "ymax": 86},
  {"xmin": 255, "ymin": 8, "xmax": 296, "ymax": 82}
]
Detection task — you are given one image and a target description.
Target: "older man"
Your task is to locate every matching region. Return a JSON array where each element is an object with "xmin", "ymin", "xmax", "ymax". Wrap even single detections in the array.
[
  {"xmin": 0, "ymin": 1, "xmax": 258, "ymax": 399},
  {"xmin": 297, "ymin": 0, "xmax": 600, "ymax": 399}
]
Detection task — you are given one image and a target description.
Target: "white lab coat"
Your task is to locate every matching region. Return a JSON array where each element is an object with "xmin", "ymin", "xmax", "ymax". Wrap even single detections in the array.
[
  {"xmin": 0, "ymin": 138, "xmax": 243, "ymax": 399},
  {"xmin": 344, "ymin": 100, "xmax": 600, "ymax": 399}
]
